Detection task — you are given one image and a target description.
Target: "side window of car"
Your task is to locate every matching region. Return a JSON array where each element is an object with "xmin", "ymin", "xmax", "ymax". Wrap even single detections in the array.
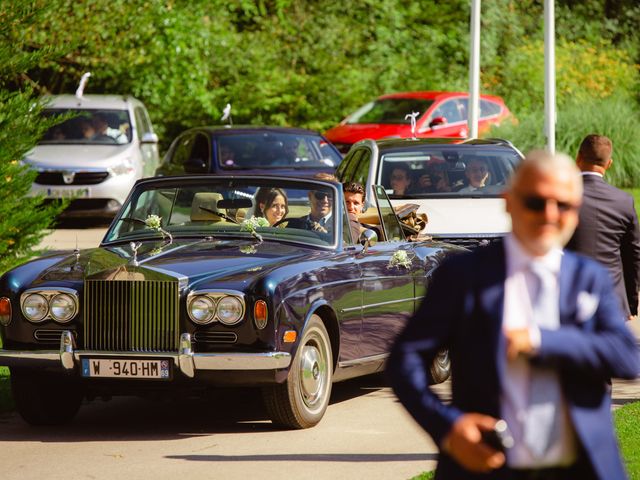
[
  {"xmin": 374, "ymin": 185, "xmax": 404, "ymax": 242},
  {"xmin": 432, "ymin": 99, "xmax": 464, "ymax": 124},
  {"xmin": 336, "ymin": 148, "xmax": 370, "ymax": 185},
  {"xmin": 480, "ymin": 100, "xmax": 502, "ymax": 119},
  {"xmin": 134, "ymin": 107, "xmax": 151, "ymax": 139},
  {"xmin": 189, "ymin": 133, "xmax": 211, "ymax": 173},
  {"xmin": 170, "ymin": 133, "xmax": 196, "ymax": 173}
]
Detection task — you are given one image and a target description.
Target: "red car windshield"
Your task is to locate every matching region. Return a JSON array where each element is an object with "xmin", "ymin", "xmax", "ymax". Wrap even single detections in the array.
[{"xmin": 347, "ymin": 98, "xmax": 434, "ymax": 125}]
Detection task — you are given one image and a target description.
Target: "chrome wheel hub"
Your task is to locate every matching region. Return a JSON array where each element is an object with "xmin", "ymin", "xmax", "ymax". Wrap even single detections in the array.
[{"xmin": 300, "ymin": 343, "xmax": 325, "ymax": 407}]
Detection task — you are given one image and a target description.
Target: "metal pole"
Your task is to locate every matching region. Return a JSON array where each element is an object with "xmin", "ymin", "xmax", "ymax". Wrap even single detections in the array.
[
  {"xmin": 468, "ymin": 0, "xmax": 481, "ymax": 139},
  {"xmin": 544, "ymin": 0, "xmax": 556, "ymax": 154}
]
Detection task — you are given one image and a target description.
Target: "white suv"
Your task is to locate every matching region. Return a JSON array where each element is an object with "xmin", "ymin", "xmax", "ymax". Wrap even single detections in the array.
[{"xmin": 24, "ymin": 94, "xmax": 160, "ymax": 217}]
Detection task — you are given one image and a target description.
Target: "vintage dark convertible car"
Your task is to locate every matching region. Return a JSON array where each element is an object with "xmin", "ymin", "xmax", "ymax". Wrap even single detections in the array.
[{"xmin": 0, "ymin": 175, "xmax": 462, "ymax": 428}]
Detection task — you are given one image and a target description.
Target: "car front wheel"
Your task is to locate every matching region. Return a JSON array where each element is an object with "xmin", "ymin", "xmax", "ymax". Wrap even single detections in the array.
[
  {"xmin": 10, "ymin": 368, "xmax": 84, "ymax": 426},
  {"xmin": 262, "ymin": 314, "xmax": 333, "ymax": 429}
]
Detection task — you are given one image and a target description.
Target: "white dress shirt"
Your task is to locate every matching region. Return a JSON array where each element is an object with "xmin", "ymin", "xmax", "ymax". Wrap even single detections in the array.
[{"xmin": 501, "ymin": 234, "xmax": 578, "ymax": 468}]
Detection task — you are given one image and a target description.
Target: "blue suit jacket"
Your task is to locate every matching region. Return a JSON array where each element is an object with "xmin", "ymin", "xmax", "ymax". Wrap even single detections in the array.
[{"xmin": 387, "ymin": 241, "xmax": 640, "ymax": 480}]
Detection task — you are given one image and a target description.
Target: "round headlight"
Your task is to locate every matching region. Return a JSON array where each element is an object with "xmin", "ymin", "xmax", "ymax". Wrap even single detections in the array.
[
  {"xmin": 22, "ymin": 294, "xmax": 48, "ymax": 322},
  {"xmin": 50, "ymin": 293, "xmax": 77, "ymax": 323},
  {"xmin": 217, "ymin": 296, "xmax": 244, "ymax": 325},
  {"xmin": 189, "ymin": 296, "xmax": 216, "ymax": 324}
]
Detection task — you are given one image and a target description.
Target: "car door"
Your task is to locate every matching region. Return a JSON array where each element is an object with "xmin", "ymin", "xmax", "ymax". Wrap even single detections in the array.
[{"xmin": 358, "ymin": 186, "xmax": 418, "ymax": 358}]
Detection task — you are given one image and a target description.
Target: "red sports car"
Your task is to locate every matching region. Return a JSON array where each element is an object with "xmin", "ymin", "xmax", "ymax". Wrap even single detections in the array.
[{"xmin": 325, "ymin": 91, "xmax": 512, "ymax": 154}]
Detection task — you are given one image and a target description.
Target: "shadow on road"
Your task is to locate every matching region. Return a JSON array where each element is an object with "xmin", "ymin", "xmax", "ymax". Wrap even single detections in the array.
[
  {"xmin": 0, "ymin": 374, "xmax": 393, "ymax": 441},
  {"xmin": 164, "ymin": 452, "xmax": 439, "ymax": 463}
]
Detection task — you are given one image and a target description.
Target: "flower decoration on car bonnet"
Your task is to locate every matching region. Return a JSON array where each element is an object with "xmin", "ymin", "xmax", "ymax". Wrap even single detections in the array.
[
  {"xmin": 388, "ymin": 249, "xmax": 412, "ymax": 269},
  {"xmin": 145, "ymin": 214, "xmax": 173, "ymax": 244}
]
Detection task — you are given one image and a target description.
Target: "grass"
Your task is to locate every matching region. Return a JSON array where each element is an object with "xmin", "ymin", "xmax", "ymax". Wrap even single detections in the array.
[
  {"xmin": 625, "ymin": 188, "xmax": 640, "ymax": 218},
  {"xmin": 410, "ymin": 401, "xmax": 640, "ymax": 479}
]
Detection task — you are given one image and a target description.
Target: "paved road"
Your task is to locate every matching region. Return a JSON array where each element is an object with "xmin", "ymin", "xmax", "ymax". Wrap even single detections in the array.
[{"xmin": 14, "ymin": 225, "xmax": 637, "ymax": 480}]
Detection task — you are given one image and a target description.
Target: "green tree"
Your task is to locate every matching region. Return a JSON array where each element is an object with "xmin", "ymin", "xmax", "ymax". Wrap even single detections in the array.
[{"xmin": 0, "ymin": 1, "xmax": 68, "ymax": 274}]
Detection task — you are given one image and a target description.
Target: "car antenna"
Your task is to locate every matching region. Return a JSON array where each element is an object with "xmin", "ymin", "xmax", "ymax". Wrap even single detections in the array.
[
  {"xmin": 221, "ymin": 102, "xmax": 233, "ymax": 127},
  {"xmin": 405, "ymin": 111, "xmax": 420, "ymax": 139},
  {"xmin": 75, "ymin": 72, "xmax": 91, "ymax": 100}
]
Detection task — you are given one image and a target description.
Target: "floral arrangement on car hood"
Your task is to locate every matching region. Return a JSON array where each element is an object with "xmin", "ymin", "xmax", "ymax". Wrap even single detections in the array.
[
  {"xmin": 145, "ymin": 214, "xmax": 173, "ymax": 243},
  {"xmin": 240, "ymin": 216, "xmax": 270, "ymax": 232},
  {"xmin": 388, "ymin": 249, "xmax": 412, "ymax": 269}
]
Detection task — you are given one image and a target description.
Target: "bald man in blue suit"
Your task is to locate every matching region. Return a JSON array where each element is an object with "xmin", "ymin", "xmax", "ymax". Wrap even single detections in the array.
[{"xmin": 387, "ymin": 150, "xmax": 640, "ymax": 479}]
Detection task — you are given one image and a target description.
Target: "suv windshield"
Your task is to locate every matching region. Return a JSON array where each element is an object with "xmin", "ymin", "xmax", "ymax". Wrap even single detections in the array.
[
  {"xmin": 217, "ymin": 133, "xmax": 341, "ymax": 170},
  {"xmin": 105, "ymin": 178, "xmax": 337, "ymax": 247},
  {"xmin": 39, "ymin": 109, "xmax": 132, "ymax": 145},
  {"xmin": 380, "ymin": 146, "xmax": 521, "ymax": 198},
  {"xmin": 347, "ymin": 98, "xmax": 434, "ymax": 125}
]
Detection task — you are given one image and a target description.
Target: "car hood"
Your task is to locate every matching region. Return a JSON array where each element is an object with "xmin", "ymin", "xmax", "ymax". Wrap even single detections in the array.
[
  {"xmin": 31, "ymin": 238, "xmax": 316, "ymax": 287},
  {"xmin": 390, "ymin": 197, "xmax": 511, "ymax": 236},
  {"xmin": 325, "ymin": 123, "xmax": 411, "ymax": 143},
  {"xmin": 24, "ymin": 144, "xmax": 132, "ymax": 170}
]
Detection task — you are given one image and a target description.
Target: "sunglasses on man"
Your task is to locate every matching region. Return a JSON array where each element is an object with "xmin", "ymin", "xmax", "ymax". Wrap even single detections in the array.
[
  {"xmin": 312, "ymin": 191, "xmax": 330, "ymax": 201},
  {"xmin": 519, "ymin": 194, "xmax": 579, "ymax": 213}
]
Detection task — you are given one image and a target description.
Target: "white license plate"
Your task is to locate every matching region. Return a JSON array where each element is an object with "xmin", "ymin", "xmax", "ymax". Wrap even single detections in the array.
[
  {"xmin": 46, "ymin": 187, "xmax": 91, "ymax": 198},
  {"xmin": 81, "ymin": 358, "xmax": 171, "ymax": 379}
]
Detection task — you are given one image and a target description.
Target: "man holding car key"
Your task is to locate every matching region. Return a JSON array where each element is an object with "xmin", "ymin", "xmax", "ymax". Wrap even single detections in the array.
[{"xmin": 387, "ymin": 149, "xmax": 640, "ymax": 479}]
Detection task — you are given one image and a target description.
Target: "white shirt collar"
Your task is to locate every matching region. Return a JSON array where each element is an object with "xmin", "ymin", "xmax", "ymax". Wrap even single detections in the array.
[{"xmin": 581, "ymin": 171, "xmax": 603, "ymax": 178}]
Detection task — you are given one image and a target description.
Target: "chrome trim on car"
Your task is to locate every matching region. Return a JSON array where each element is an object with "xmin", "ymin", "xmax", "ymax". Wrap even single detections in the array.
[
  {"xmin": 338, "ymin": 353, "xmax": 388, "ymax": 368},
  {"xmin": 340, "ymin": 296, "xmax": 422, "ymax": 313},
  {"xmin": 0, "ymin": 330, "xmax": 291, "ymax": 374}
]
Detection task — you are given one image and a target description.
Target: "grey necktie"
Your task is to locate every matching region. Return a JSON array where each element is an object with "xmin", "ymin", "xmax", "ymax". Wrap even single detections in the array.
[{"xmin": 523, "ymin": 263, "xmax": 562, "ymax": 459}]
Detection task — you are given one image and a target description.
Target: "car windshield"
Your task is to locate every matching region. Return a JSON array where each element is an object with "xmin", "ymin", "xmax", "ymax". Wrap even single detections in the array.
[
  {"xmin": 379, "ymin": 146, "xmax": 521, "ymax": 198},
  {"xmin": 39, "ymin": 108, "xmax": 132, "ymax": 145},
  {"xmin": 104, "ymin": 178, "xmax": 338, "ymax": 247},
  {"xmin": 346, "ymin": 98, "xmax": 434, "ymax": 125},
  {"xmin": 217, "ymin": 133, "xmax": 341, "ymax": 170}
]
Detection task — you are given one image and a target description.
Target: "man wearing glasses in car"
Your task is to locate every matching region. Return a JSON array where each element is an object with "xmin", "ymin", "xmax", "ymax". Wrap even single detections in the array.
[{"xmin": 286, "ymin": 188, "xmax": 333, "ymax": 234}]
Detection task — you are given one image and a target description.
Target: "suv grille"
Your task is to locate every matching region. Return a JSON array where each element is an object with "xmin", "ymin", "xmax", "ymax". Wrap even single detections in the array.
[
  {"xmin": 84, "ymin": 280, "xmax": 179, "ymax": 351},
  {"xmin": 35, "ymin": 171, "xmax": 110, "ymax": 185}
]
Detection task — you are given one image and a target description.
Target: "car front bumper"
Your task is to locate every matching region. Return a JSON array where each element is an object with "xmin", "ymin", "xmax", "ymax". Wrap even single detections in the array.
[{"xmin": 0, "ymin": 331, "xmax": 292, "ymax": 377}]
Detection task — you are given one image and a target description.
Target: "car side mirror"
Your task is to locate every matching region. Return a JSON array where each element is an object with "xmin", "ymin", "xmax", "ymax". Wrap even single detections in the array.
[
  {"xmin": 184, "ymin": 157, "xmax": 208, "ymax": 173},
  {"xmin": 141, "ymin": 132, "xmax": 159, "ymax": 144},
  {"xmin": 429, "ymin": 116, "xmax": 447, "ymax": 129},
  {"xmin": 360, "ymin": 228, "xmax": 378, "ymax": 253}
]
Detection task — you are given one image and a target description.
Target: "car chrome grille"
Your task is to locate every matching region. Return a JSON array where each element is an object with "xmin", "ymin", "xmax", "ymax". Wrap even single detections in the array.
[
  {"xmin": 84, "ymin": 280, "xmax": 179, "ymax": 352},
  {"xmin": 35, "ymin": 171, "xmax": 110, "ymax": 185},
  {"xmin": 193, "ymin": 331, "xmax": 238, "ymax": 344}
]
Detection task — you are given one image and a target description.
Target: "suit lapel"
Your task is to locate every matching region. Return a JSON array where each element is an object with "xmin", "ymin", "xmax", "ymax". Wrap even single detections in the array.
[{"xmin": 478, "ymin": 243, "xmax": 507, "ymax": 388}]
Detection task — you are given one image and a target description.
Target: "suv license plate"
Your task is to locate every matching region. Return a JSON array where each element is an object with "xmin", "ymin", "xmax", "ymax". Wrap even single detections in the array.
[
  {"xmin": 81, "ymin": 358, "xmax": 171, "ymax": 380},
  {"xmin": 46, "ymin": 187, "xmax": 91, "ymax": 199}
]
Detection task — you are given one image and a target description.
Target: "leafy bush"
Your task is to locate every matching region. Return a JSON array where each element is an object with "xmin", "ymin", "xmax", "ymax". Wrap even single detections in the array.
[
  {"xmin": 490, "ymin": 95, "xmax": 640, "ymax": 188},
  {"xmin": 487, "ymin": 39, "xmax": 639, "ymax": 114},
  {"xmin": 0, "ymin": 2, "xmax": 68, "ymax": 274}
]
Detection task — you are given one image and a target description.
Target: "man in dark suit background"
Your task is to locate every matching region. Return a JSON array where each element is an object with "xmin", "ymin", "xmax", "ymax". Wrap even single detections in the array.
[
  {"xmin": 566, "ymin": 134, "xmax": 640, "ymax": 320},
  {"xmin": 387, "ymin": 150, "xmax": 640, "ymax": 479}
]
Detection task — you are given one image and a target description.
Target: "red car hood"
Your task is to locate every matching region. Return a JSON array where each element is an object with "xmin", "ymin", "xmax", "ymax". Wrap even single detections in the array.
[{"xmin": 325, "ymin": 123, "xmax": 411, "ymax": 144}]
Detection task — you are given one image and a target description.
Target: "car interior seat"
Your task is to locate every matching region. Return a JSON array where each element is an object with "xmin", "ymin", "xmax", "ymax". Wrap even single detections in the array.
[{"xmin": 190, "ymin": 192, "xmax": 224, "ymax": 222}]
